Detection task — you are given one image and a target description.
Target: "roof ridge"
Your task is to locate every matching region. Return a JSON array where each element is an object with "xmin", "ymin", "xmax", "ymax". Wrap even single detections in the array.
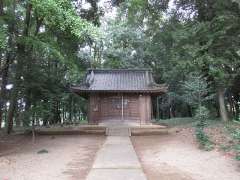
[{"xmin": 87, "ymin": 68, "xmax": 152, "ymax": 72}]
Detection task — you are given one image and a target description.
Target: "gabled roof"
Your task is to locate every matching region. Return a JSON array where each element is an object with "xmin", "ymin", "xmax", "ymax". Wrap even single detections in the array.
[{"xmin": 71, "ymin": 69, "xmax": 167, "ymax": 94}]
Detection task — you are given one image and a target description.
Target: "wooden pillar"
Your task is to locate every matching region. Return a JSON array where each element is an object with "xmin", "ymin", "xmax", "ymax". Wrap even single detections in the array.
[{"xmin": 146, "ymin": 95, "xmax": 152, "ymax": 124}]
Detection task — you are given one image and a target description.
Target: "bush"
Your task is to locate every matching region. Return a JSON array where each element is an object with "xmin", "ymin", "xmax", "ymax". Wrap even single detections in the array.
[
  {"xmin": 194, "ymin": 106, "xmax": 214, "ymax": 151},
  {"xmin": 195, "ymin": 128, "xmax": 214, "ymax": 151},
  {"xmin": 235, "ymin": 145, "xmax": 240, "ymax": 161},
  {"xmin": 194, "ymin": 106, "xmax": 210, "ymax": 124},
  {"xmin": 232, "ymin": 129, "xmax": 240, "ymax": 141},
  {"xmin": 232, "ymin": 129, "xmax": 240, "ymax": 161}
]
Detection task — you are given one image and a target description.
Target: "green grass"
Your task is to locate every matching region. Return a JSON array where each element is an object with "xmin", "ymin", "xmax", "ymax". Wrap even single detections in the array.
[
  {"xmin": 154, "ymin": 117, "xmax": 195, "ymax": 127},
  {"xmin": 155, "ymin": 117, "xmax": 224, "ymax": 127}
]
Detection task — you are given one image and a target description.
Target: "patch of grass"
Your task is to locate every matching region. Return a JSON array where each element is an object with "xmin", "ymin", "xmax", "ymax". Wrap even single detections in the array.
[
  {"xmin": 155, "ymin": 117, "xmax": 195, "ymax": 127},
  {"xmin": 37, "ymin": 149, "xmax": 48, "ymax": 154},
  {"xmin": 232, "ymin": 129, "xmax": 240, "ymax": 141},
  {"xmin": 220, "ymin": 144, "xmax": 232, "ymax": 152}
]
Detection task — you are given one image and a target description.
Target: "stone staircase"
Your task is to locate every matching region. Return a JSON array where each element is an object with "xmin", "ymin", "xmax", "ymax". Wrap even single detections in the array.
[
  {"xmin": 106, "ymin": 126, "xmax": 131, "ymax": 136},
  {"xmin": 106, "ymin": 125, "xmax": 168, "ymax": 136}
]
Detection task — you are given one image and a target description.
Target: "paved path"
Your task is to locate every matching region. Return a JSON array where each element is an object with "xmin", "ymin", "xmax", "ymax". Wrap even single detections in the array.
[{"xmin": 86, "ymin": 136, "xmax": 147, "ymax": 180}]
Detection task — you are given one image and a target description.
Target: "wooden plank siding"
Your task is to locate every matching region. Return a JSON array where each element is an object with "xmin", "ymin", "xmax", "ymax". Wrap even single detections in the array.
[
  {"xmin": 88, "ymin": 94, "xmax": 100, "ymax": 124},
  {"xmin": 139, "ymin": 95, "xmax": 151, "ymax": 124},
  {"xmin": 100, "ymin": 95, "xmax": 123, "ymax": 120},
  {"xmin": 88, "ymin": 93, "xmax": 152, "ymax": 124}
]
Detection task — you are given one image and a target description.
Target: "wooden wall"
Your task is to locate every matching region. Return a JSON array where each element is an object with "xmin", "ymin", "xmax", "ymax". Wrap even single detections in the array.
[
  {"xmin": 100, "ymin": 95, "xmax": 123, "ymax": 120},
  {"xmin": 123, "ymin": 95, "xmax": 140, "ymax": 121},
  {"xmin": 88, "ymin": 94, "xmax": 100, "ymax": 124},
  {"xmin": 139, "ymin": 94, "xmax": 152, "ymax": 124},
  {"xmin": 88, "ymin": 93, "xmax": 152, "ymax": 124}
]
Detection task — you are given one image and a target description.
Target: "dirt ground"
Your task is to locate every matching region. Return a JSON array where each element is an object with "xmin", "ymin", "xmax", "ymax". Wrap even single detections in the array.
[
  {"xmin": 131, "ymin": 128, "xmax": 240, "ymax": 180},
  {"xmin": 0, "ymin": 134, "xmax": 105, "ymax": 180},
  {"xmin": 1, "ymin": 127, "xmax": 240, "ymax": 180}
]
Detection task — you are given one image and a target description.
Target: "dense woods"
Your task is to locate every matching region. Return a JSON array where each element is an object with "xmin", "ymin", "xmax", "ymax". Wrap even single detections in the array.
[{"xmin": 0, "ymin": 0, "xmax": 240, "ymax": 133}]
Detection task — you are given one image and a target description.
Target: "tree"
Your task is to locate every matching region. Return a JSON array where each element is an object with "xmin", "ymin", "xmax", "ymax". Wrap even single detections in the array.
[
  {"xmin": 0, "ymin": 0, "xmax": 101, "ymax": 133},
  {"xmin": 103, "ymin": 0, "xmax": 240, "ymax": 121},
  {"xmin": 182, "ymin": 73, "xmax": 214, "ymax": 110}
]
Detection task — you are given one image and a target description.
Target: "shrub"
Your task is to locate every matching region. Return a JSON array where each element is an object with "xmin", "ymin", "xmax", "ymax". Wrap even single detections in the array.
[
  {"xmin": 232, "ymin": 129, "xmax": 240, "ymax": 161},
  {"xmin": 235, "ymin": 145, "xmax": 240, "ymax": 161},
  {"xmin": 194, "ymin": 106, "xmax": 214, "ymax": 151},
  {"xmin": 232, "ymin": 129, "xmax": 240, "ymax": 141},
  {"xmin": 194, "ymin": 106, "xmax": 210, "ymax": 124},
  {"xmin": 195, "ymin": 128, "xmax": 214, "ymax": 151}
]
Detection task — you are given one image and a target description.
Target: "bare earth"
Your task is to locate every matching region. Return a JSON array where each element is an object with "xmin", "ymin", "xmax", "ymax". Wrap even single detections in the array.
[
  {"xmin": 0, "ymin": 135, "xmax": 105, "ymax": 180},
  {"xmin": 131, "ymin": 128, "xmax": 240, "ymax": 180},
  {"xmin": 1, "ymin": 128, "xmax": 240, "ymax": 180}
]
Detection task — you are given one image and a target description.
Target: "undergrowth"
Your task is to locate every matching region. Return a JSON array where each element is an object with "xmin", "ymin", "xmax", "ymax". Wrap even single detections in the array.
[
  {"xmin": 194, "ymin": 106, "xmax": 214, "ymax": 151},
  {"xmin": 231, "ymin": 128, "xmax": 240, "ymax": 160}
]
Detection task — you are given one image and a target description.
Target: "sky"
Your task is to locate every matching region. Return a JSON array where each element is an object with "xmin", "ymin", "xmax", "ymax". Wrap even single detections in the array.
[
  {"xmin": 81, "ymin": 0, "xmax": 176, "ymax": 20},
  {"xmin": 81, "ymin": 0, "xmax": 117, "ymax": 18}
]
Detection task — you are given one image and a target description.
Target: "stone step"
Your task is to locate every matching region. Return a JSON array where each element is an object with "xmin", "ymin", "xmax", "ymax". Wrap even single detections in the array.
[
  {"xmin": 130, "ymin": 127, "xmax": 168, "ymax": 136},
  {"xmin": 106, "ymin": 127, "xmax": 130, "ymax": 136}
]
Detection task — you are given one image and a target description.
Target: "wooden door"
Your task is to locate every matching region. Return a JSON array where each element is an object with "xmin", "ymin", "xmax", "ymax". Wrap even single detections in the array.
[
  {"xmin": 100, "ymin": 95, "xmax": 122, "ymax": 120},
  {"xmin": 100, "ymin": 94, "xmax": 140, "ymax": 122},
  {"xmin": 123, "ymin": 95, "xmax": 140, "ymax": 121}
]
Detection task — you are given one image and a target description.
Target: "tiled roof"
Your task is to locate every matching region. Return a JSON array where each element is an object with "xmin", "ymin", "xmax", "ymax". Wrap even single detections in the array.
[{"xmin": 71, "ymin": 69, "xmax": 167, "ymax": 94}]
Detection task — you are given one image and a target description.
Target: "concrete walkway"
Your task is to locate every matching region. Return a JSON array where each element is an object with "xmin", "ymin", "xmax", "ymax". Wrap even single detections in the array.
[{"xmin": 86, "ymin": 136, "xmax": 147, "ymax": 180}]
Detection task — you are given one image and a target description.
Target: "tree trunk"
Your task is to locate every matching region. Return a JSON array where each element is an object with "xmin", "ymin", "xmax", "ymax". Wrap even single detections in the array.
[
  {"xmin": 0, "ymin": 0, "xmax": 3, "ymax": 16},
  {"xmin": 15, "ymin": 107, "xmax": 21, "ymax": 127},
  {"xmin": 234, "ymin": 94, "xmax": 240, "ymax": 121},
  {"xmin": 7, "ymin": 2, "xmax": 33, "ymax": 133},
  {"xmin": 0, "ymin": 0, "xmax": 16, "ymax": 128},
  {"xmin": 235, "ymin": 101, "xmax": 239, "ymax": 121},
  {"xmin": 156, "ymin": 97, "xmax": 159, "ymax": 119},
  {"xmin": 218, "ymin": 88, "xmax": 229, "ymax": 122},
  {"xmin": 32, "ymin": 117, "xmax": 36, "ymax": 144},
  {"xmin": 228, "ymin": 95, "xmax": 234, "ymax": 119},
  {"xmin": 7, "ymin": 53, "xmax": 24, "ymax": 133},
  {"xmin": 23, "ymin": 88, "xmax": 32, "ymax": 124},
  {"xmin": 187, "ymin": 104, "xmax": 193, "ymax": 117},
  {"xmin": 69, "ymin": 96, "xmax": 72, "ymax": 122},
  {"xmin": 0, "ymin": 55, "xmax": 10, "ymax": 128},
  {"xmin": 7, "ymin": 91, "xmax": 17, "ymax": 134}
]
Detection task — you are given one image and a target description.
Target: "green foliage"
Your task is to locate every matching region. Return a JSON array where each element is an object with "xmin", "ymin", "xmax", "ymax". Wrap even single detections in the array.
[
  {"xmin": 182, "ymin": 73, "xmax": 214, "ymax": 108},
  {"xmin": 195, "ymin": 127, "xmax": 214, "ymax": 151},
  {"xmin": 235, "ymin": 146, "xmax": 240, "ymax": 161},
  {"xmin": 194, "ymin": 106, "xmax": 214, "ymax": 151},
  {"xmin": 0, "ymin": 25, "xmax": 7, "ymax": 49},
  {"xmin": 231, "ymin": 128, "xmax": 240, "ymax": 160},
  {"xmin": 232, "ymin": 129, "xmax": 240, "ymax": 141},
  {"xmin": 0, "ymin": 0, "xmax": 101, "ymax": 131},
  {"xmin": 30, "ymin": 0, "xmax": 98, "ymax": 39},
  {"xmin": 1, "ymin": 0, "xmax": 240, "ymax": 133},
  {"xmin": 156, "ymin": 117, "xmax": 195, "ymax": 127},
  {"xmin": 194, "ymin": 106, "xmax": 210, "ymax": 123},
  {"xmin": 102, "ymin": 19, "xmax": 145, "ymax": 68},
  {"xmin": 37, "ymin": 149, "xmax": 48, "ymax": 154},
  {"xmin": 102, "ymin": 0, "xmax": 240, "ymax": 120}
]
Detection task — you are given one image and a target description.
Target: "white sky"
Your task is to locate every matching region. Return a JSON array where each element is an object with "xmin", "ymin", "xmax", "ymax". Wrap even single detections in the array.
[
  {"xmin": 81, "ymin": 0, "xmax": 117, "ymax": 18},
  {"xmin": 82, "ymin": 0, "xmax": 176, "ymax": 21}
]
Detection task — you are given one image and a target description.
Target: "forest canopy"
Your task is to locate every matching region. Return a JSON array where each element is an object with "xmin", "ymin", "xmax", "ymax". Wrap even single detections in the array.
[{"xmin": 0, "ymin": 0, "xmax": 240, "ymax": 133}]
